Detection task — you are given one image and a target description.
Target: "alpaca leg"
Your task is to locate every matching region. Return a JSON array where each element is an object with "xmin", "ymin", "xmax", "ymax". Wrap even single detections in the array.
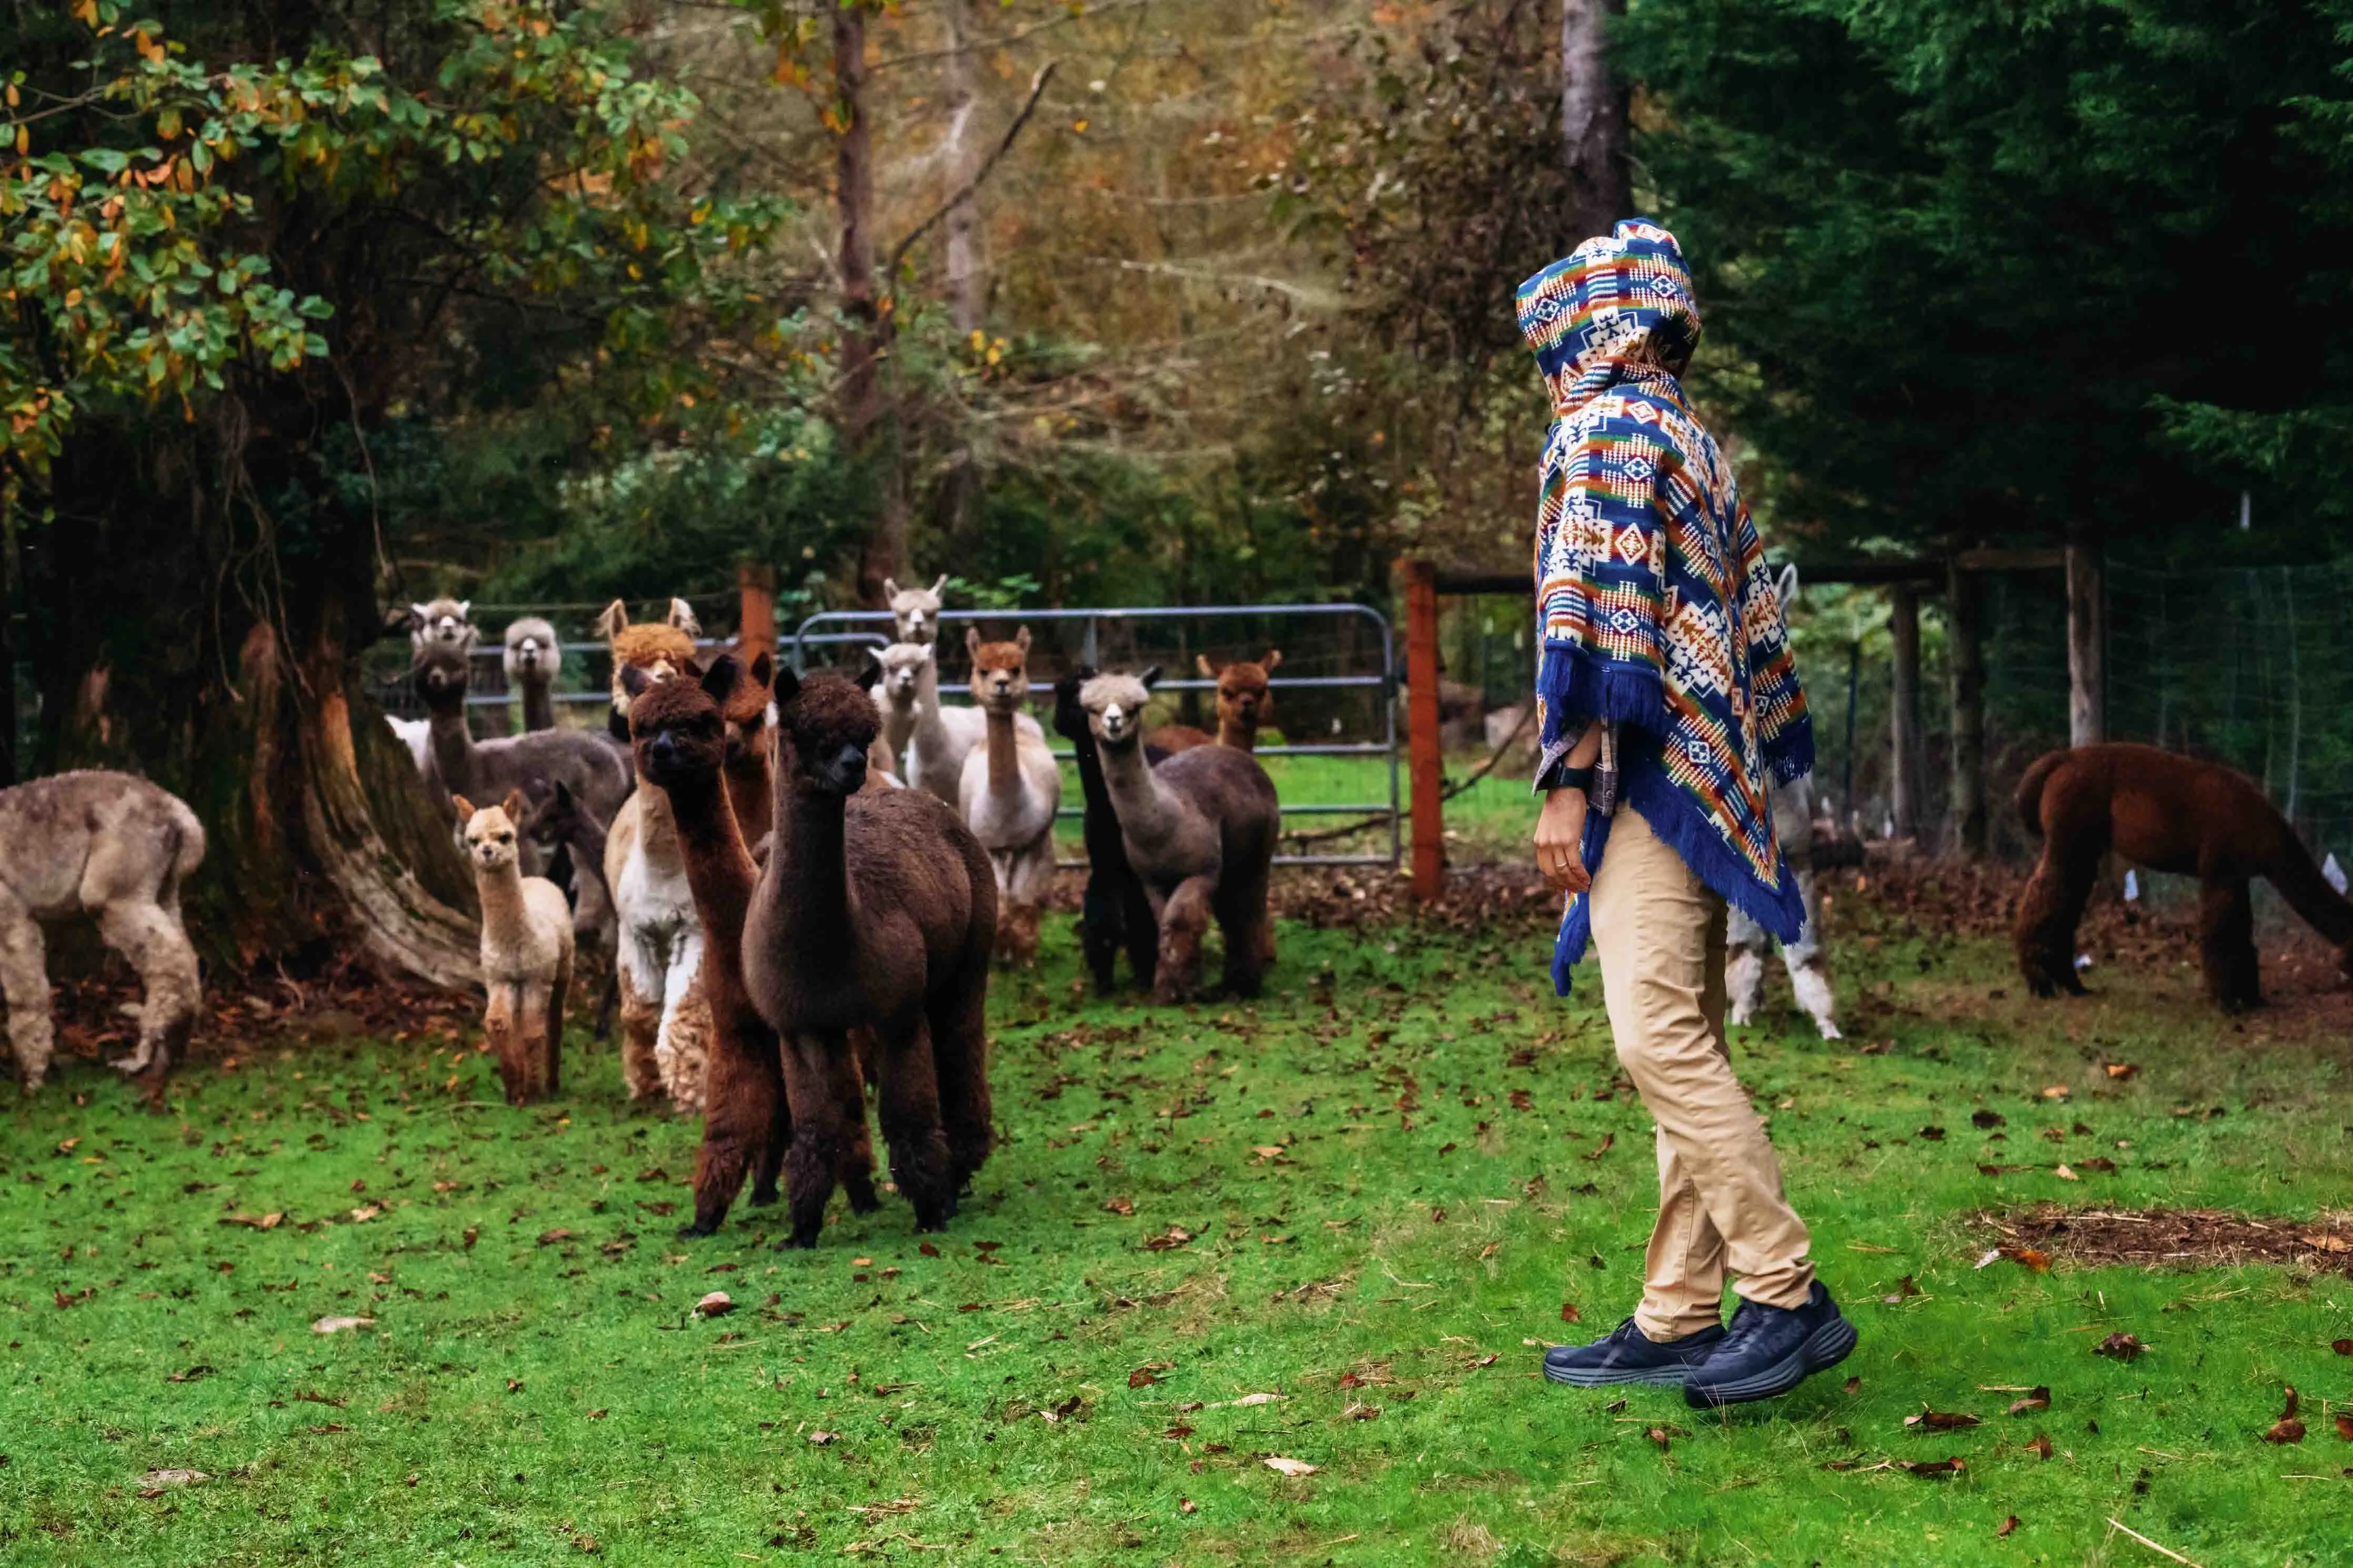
[
  {"xmin": 1784, "ymin": 952, "xmax": 1841, "ymax": 1040},
  {"xmin": 831, "ymin": 1031, "xmax": 881, "ymax": 1214},
  {"xmin": 517, "ymin": 985, "xmax": 552, "ymax": 1104},
  {"xmin": 484, "ymin": 985, "xmax": 524, "ymax": 1104},
  {"xmin": 1213, "ymin": 873, "xmax": 1270, "ymax": 1000},
  {"xmin": 1153, "ymin": 876, "xmax": 1216, "ymax": 1006},
  {"xmin": 872, "ymin": 1021, "xmax": 956, "ymax": 1231},
  {"xmin": 1080, "ymin": 877, "xmax": 1122, "ymax": 994},
  {"xmin": 928, "ymin": 953, "xmax": 996, "ymax": 1196},
  {"xmin": 0, "ymin": 893, "xmax": 54, "ymax": 1092},
  {"xmin": 2199, "ymin": 877, "xmax": 2262, "ymax": 1013},
  {"xmin": 778, "ymin": 1032, "xmax": 854, "ymax": 1248},
  {"xmin": 95, "ymin": 897, "xmax": 200, "ymax": 1079},
  {"xmin": 614, "ymin": 962, "xmax": 664, "ymax": 1101},
  {"xmin": 1120, "ymin": 875, "xmax": 1160, "ymax": 990},
  {"xmin": 2015, "ymin": 843, "xmax": 2097, "ymax": 997},
  {"xmin": 686, "ymin": 1017, "xmax": 785, "ymax": 1236},
  {"xmin": 1725, "ymin": 942, "xmax": 1768, "ymax": 1028},
  {"xmin": 546, "ymin": 953, "xmax": 570, "ymax": 1097},
  {"xmin": 655, "ymin": 932, "xmax": 709, "ymax": 1110}
]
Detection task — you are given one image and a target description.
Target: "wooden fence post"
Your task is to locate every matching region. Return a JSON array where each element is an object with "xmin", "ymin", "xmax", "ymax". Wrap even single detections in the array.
[
  {"xmin": 1888, "ymin": 582, "xmax": 1923, "ymax": 842},
  {"xmin": 2066, "ymin": 534, "xmax": 2104, "ymax": 747},
  {"xmin": 1947, "ymin": 557, "xmax": 1985, "ymax": 855},
  {"xmin": 739, "ymin": 562, "xmax": 777, "ymax": 663},
  {"xmin": 1401, "ymin": 558, "xmax": 1445, "ymax": 901}
]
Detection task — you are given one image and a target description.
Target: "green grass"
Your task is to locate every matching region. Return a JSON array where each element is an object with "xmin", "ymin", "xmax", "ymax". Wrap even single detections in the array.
[{"xmin": 4, "ymin": 890, "xmax": 2352, "ymax": 1565}]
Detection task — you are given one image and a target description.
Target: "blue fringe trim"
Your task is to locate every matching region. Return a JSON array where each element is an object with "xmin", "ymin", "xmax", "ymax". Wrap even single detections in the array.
[
  {"xmin": 1535, "ymin": 641, "xmax": 1666, "ymax": 752},
  {"xmin": 1764, "ymin": 713, "xmax": 1817, "ymax": 787},
  {"xmin": 1549, "ymin": 761, "xmax": 1808, "ymax": 997}
]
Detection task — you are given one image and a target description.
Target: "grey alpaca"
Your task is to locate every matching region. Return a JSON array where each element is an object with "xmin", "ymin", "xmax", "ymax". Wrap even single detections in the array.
[
  {"xmin": 0, "ymin": 771, "xmax": 206, "ymax": 1089},
  {"xmin": 502, "ymin": 615, "xmax": 564, "ymax": 733},
  {"xmin": 414, "ymin": 645, "xmax": 632, "ymax": 829},
  {"xmin": 1079, "ymin": 671, "xmax": 1279, "ymax": 1004}
]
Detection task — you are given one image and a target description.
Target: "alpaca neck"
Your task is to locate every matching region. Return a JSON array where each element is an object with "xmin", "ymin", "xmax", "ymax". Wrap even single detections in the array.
[
  {"xmin": 663, "ymin": 771, "xmax": 757, "ymax": 957},
  {"xmin": 984, "ymin": 707, "xmax": 1020, "ymax": 794},
  {"xmin": 725, "ymin": 735, "xmax": 774, "ymax": 847},
  {"xmin": 1098, "ymin": 738, "xmax": 1173, "ymax": 836},
  {"xmin": 519, "ymin": 679, "xmax": 556, "ymax": 733},
  {"xmin": 1216, "ymin": 712, "xmax": 1257, "ymax": 751},
  {"xmin": 1068, "ymin": 727, "xmax": 1113, "ymax": 814},
  {"xmin": 778, "ymin": 781, "xmax": 855, "ymax": 939},
  {"xmin": 909, "ymin": 659, "xmax": 951, "ymax": 751},
  {"xmin": 427, "ymin": 702, "xmax": 478, "ymax": 791},
  {"xmin": 474, "ymin": 858, "xmax": 530, "ymax": 942}
]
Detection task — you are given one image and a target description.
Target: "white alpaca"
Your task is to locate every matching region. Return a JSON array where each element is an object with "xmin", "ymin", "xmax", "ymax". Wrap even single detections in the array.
[
  {"xmin": 387, "ymin": 714, "xmax": 433, "ymax": 773},
  {"xmin": 958, "ymin": 627, "xmax": 1062, "ymax": 964},
  {"xmin": 881, "ymin": 639, "xmax": 1043, "ymax": 805},
  {"xmin": 409, "ymin": 598, "xmax": 477, "ymax": 659},
  {"xmin": 1727, "ymin": 564, "xmax": 1839, "ymax": 1040},
  {"xmin": 884, "ymin": 573, "xmax": 949, "ymax": 644},
  {"xmin": 0, "ymin": 771, "xmax": 206, "ymax": 1088},
  {"xmin": 456, "ymin": 791, "xmax": 574, "ymax": 1105},
  {"xmin": 501, "ymin": 615, "xmax": 564, "ymax": 733}
]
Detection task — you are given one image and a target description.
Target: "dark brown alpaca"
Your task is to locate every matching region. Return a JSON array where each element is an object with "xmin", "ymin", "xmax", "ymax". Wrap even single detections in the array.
[
  {"xmin": 2014, "ymin": 743, "xmax": 2353, "ymax": 1011},
  {"xmin": 744, "ymin": 669, "xmax": 997, "ymax": 1246},
  {"xmin": 626, "ymin": 656, "xmax": 880, "ymax": 1236}
]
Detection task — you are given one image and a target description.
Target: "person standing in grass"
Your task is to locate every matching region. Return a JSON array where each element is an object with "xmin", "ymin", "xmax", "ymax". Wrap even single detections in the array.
[{"xmin": 1519, "ymin": 220, "xmax": 1854, "ymax": 1408}]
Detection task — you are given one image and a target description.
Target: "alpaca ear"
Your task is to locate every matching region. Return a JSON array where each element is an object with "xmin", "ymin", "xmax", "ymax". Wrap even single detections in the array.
[
  {"xmin": 595, "ymin": 599, "xmax": 628, "ymax": 643},
  {"xmin": 500, "ymin": 787, "xmax": 526, "ymax": 822},
  {"xmin": 1261, "ymin": 649, "xmax": 1283, "ymax": 673},
  {"xmin": 883, "ymin": 576, "xmax": 901, "ymax": 601},
  {"xmin": 1014, "ymin": 626, "xmax": 1031, "ymax": 653},
  {"xmin": 455, "ymin": 600, "xmax": 471, "ymax": 621},
  {"xmin": 1195, "ymin": 653, "xmax": 1218, "ymax": 679},
  {"xmin": 1139, "ymin": 665, "xmax": 1162, "ymax": 690},
  {"xmin": 667, "ymin": 597, "xmax": 702, "ymax": 636},
  {"xmin": 451, "ymin": 794, "xmax": 476, "ymax": 823},
  {"xmin": 964, "ymin": 625, "xmax": 982, "ymax": 655},
  {"xmin": 930, "ymin": 573, "xmax": 948, "ymax": 596},
  {"xmin": 748, "ymin": 649, "xmax": 775, "ymax": 691},
  {"xmin": 772, "ymin": 662, "xmax": 803, "ymax": 705},
  {"xmin": 700, "ymin": 653, "xmax": 742, "ymax": 708},
  {"xmin": 1776, "ymin": 562, "xmax": 1801, "ymax": 609},
  {"xmin": 855, "ymin": 656, "xmax": 882, "ymax": 691},
  {"xmin": 409, "ymin": 603, "xmax": 432, "ymax": 630}
]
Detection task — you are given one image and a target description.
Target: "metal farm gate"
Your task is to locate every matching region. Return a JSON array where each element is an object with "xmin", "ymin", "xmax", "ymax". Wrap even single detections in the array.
[{"xmin": 792, "ymin": 603, "xmax": 1401, "ymax": 868}]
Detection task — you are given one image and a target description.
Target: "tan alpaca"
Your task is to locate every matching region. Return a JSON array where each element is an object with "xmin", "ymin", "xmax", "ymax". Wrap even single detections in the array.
[
  {"xmin": 881, "ymin": 639, "xmax": 1044, "ymax": 805},
  {"xmin": 959, "ymin": 628, "xmax": 1061, "ymax": 964},
  {"xmin": 456, "ymin": 792, "xmax": 574, "ymax": 1106},
  {"xmin": 0, "ymin": 770, "xmax": 206, "ymax": 1089},
  {"xmin": 884, "ymin": 574, "xmax": 950, "ymax": 644}
]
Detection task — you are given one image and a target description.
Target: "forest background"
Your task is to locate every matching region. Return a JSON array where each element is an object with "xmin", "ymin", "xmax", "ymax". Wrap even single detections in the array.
[{"xmin": 7, "ymin": 0, "xmax": 2353, "ymax": 977}]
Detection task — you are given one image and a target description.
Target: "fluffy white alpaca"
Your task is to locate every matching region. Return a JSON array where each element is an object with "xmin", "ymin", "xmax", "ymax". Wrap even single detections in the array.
[
  {"xmin": 884, "ymin": 573, "xmax": 949, "ymax": 644},
  {"xmin": 958, "ymin": 627, "xmax": 1062, "ymax": 964},
  {"xmin": 0, "ymin": 771, "xmax": 206, "ymax": 1088}
]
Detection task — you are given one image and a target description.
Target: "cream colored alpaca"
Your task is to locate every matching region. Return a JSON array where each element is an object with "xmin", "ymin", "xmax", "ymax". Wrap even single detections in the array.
[
  {"xmin": 884, "ymin": 573, "xmax": 949, "ymax": 644},
  {"xmin": 884, "ymin": 639, "xmax": 1043, "ymax": 805},
  {"xmin": 959, "ymin": 627, "xmax": 1062, "ymax": 963},
  {"xmin": 0, "ymin": 770, "xmax": 205, "ymax": 1089},
  {"xmin": 457, "ymin": 792, "xmax": 574, "ymax": 1106}
]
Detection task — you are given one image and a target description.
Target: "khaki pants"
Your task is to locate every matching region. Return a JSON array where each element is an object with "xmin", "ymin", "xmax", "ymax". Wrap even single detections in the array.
[{"xmin": 1589, "ymin": 805, "xmax": 1816, "ymax": 1340}]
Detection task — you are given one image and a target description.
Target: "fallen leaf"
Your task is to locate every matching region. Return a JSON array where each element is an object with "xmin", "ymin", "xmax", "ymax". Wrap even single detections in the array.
[
  {"xmin": 506, "ymin": 1379, "xmax": 524, "ymax": 1394},
  {"xmin": 696, "ymin": 1291, "xmax": 735, "ymax": 1318},
  {"xmin": 2094, "ymin": 1332, "xmax": 2145, "ymax": 1362},
  {"xmin": 588, "ymin": 1409, "xmax": 608, "ymax": 1420},
  {"xmin": 1559, "ymin": 1302, "xmax": 1582, "ymax": 1323},
  {"xmin": 1917, "ymin": 1125, "xmax": 1946, "ymax": 1141},
  {"xmin": 138, "ymin": 1468, "xmax": 209, "ymax": 1491},
  {"xmin": 2104, "ymin": 1062, "xmax": 2138, "ymax": 1080},
  {"xmin": 1129, "ymin": 1362, "xmax": 1173, "ymax": 1389},
  {"xmin": 2078, "ymin": 1157, "xmax": 2118, "ymax": 1174},
  {"xmin": 348, "ymin": 1204, "xmax": 382, "ymax": 1222},
  {"xmin": 1344, "ymin": 1402, "xmax": 1380, "ymax": 1420},
  {"xmin": 1262, "ymin": 1456, "xmax": 1317, "ymax": 1477},
  {"xmin": 1164, "ymin": 1423, "xmax": 1194, "ymax": 1439},
  {"xmin": 2336, "ymin": 1339, "xmax": 2353, "ymax": 1356},
  {"xmin": 311, "ymin": 1316, "xmax": 373, "ymax": 1335},
  {"xmin": 2264, "ymin": 1385, "xmax": 2304, "ymax": 1444},
  {"xmin": 1101, "ymin": 1198, "xmax": 1134, "ymax": 1217},
  {"xmin": 1881, "ymin": 1274, "xmax": 1922, "ymax": 1304},
  {"xmin": 1841, "ymin": 1376, "xmax": 1861, "ymax": 1395},
  {"xmin": 1644, "ymin": 1426, "xmax": 1673, "ymax": 1452},
  {"xmin": 218, "ymin": 1212, "xmax": 283, "ymax": 1230},
  {"xmin": 918, "ymin": 1241, "xmax": 940, "ymax": 1257},
  {"xmin": 166, "ymin": 1365, "xmax": 214, "ymax": 1384},
  {"xmin": 807, "ymin": 1431, "xmax": 836, "ymax": 1445},
  {"xmin": 2026, "ymin": 1432, "xmax": 2054, "ymax": 1460},
  {"xmin": 1582, "ymin": 1131, "xmax": 1614, "ymax": 1161},
  {"xmin": 2040, "ymin": 1085, "xmax": 2071, "ymax": 1100},
  {"xmin": 1142, "ymin": 1226, "xmax": 1194, "ymax": 1252},
  {"xmin": 2335, "ymin": 1413, "xmax": 2353, "ymax": 1441},
  {"xmin": 2007, "ymin": 1386, "xmax": 2052, "ymax": 1416},
  {"xmin": 1904, "ymin": 1409, "xmax": 1980, "ymax": 1432},
  {"xmin": 1179, "ymin": 1498, "xmax": 1196, "ymax": 1514},
  {"xmin": 1997, "ymin": 1515, "xmax": 2020, "ymax": 1539},
  {"xmin": 1972, "ymin": 1110, "xmax": 2006, "ymax": 1129},
  {"xmin": 537, "ymin": 1229, "xmax": 576, "ymax": 1246},
  {"xmin": 1897, "ymin": 1456, "xmax": 1966, "ymax": 1478},
  {"xmin": 2054, "ymin": 1164, "xmax": 2079, "ymax": 1182},
  {"xmin": 1230, "ymin": 1392, "xmax": 1284, "ymax": 1407}
]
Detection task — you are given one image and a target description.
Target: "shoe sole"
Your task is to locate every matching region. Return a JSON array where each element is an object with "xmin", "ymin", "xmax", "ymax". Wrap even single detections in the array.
[
  {"xmin": 1542, "ymin": 1360, "xmax": 1703, "ymax": 1389},
  {"xmin": 1683, "ymin": 1316, "xmax": 1858, "ymax": 1408}
]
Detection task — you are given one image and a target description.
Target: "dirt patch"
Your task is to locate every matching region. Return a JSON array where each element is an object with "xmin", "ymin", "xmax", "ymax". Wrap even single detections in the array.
[{"xmin": 1981, "ymin": 1205, "xmax": 2353, "ymax": 1274}]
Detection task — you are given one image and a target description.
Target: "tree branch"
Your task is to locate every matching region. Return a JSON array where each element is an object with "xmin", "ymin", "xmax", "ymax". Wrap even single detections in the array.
[{"xmin": 883, "ymin": 61, "xmax": 1060, "ymax": 284}]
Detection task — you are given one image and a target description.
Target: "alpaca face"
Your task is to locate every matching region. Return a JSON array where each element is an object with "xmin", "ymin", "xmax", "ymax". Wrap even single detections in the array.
[
  {"xmin": 628, "ymin": 663, "xmax": 732, "ymax": 793},
  {"xmin": 773, "ymin": 668, "xmax": 881, "ymax": 797},
  {"xmin": 503, "ymin": 616, "xmax": 561, "ymax": 682},
  {"xmin": 410, "ymin": 598, "xmax": 475, "ymax": 657},
  {"xmin": 885, "ymin": 573, "xmax": 949, "ymax": 644},
  {"xmin": 456, "ymin": 791, "xmax": 528, "ymax": 872},
  {"xmin": 414, "ymin": 645, "xmax": 470, "ymax": 713},
  {"xmin": 966, "ymin": 625, "xmax": 1033, "ymax": 715},
  {"xmin": 874, "ymin": 642, "xmax": 932, "ymax": 709},
  {"xmin": 1199, "ymin": 650, "xmax": 1281, "ymax": 739},
  {"xmin": 600, "ymin": 598, "xmax": 703, "ymax": 724},
  {"xmin": 1079, "ymin": 671, "xmax": 1157, "ymax": 751}
]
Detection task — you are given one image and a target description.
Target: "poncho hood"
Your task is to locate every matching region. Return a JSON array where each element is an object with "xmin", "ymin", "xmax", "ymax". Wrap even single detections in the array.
[{"xmin": 1515, "ymin": 219, "xmax": 1702, "ymax": 413}]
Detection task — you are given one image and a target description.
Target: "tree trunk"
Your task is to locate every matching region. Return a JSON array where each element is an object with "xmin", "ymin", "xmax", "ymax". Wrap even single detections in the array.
[
  {"xmin": 2066, "ymin": 533, "xmax": 2105, "ymax": 748},
  {"xmin": 1560, "ymin": 0, "xmax": 1632, "ymax": 242},
  {"xmin": 1946, "ymin": 558, "xmax": 1985, "ymax": 855},
  {"xmin": 933, "ymin": 0, "xmax": 986, "ymax": 550},
  {"xmin": 837, "ymin": 1, "xmax": 910, "ymax": 606},
  {"xmin": 1888, "ymin": 582, "xmax": 1922, "ymax": 842}
]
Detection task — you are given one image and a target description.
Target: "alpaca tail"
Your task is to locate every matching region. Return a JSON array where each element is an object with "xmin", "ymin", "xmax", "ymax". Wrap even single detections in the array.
[
  {"xmin": 2013, "ymin": 750, "xmax": 2069, "ymax": 838},
  {"xmin": 165, "ymin": 794, "xmax": 208, "ymax": 886},
  {"xmin": 2267, "ymin": 828, "xmax": 2353, "ymax": 949}
]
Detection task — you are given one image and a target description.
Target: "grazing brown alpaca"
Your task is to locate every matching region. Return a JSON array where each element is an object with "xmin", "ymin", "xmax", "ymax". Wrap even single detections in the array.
[
  {"xmin": 2014, "ymin": 743, "xmax": 2353, "ymax": 1012},
  {"xmin": 1080, "ymin": 671, "xmax": 1280, "ymax": 1004},
  {"xmin": 1195, "ymin": 649, "xmax": 1283, "ymax": 750},
  {"xmin": 628, "ymin": 656, "xmax": 882, "ymax": 1235},
  {"xmin": 744, "ymin": 669, "xmax": 997, "ymax": 1247},
  {"xmin": 455, "ymin": 792, "xmax": 573, "ymax": 1105}
]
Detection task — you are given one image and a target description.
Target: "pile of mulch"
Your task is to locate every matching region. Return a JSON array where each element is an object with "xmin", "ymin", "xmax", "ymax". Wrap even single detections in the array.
[
  {"xmin": 1980, "ymin": 1204, "xmax": 2353, "ymax": 1276},
  {"xmin": 44, "ymin": 965, "xmax": 479, "ymax": 1073}
]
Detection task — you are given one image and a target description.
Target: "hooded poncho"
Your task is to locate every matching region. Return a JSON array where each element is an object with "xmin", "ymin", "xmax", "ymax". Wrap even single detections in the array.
[{"xmin": 1519, "ymin": 220, "xmax": 1815, "ymax": 994}]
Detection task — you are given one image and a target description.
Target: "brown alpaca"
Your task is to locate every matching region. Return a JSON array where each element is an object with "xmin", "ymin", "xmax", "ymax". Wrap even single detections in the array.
[
  {"xmin": 744, "ymin": 669, "xmax": 997, "ymax": 1246},
  {"xmin": 628, "ymin": 656, "xmax": 883, "ymax": 1235},
  {"xmin": 2014, "ymin": 743, "xmax": 2353, "ymax": 1012},
  {"xmin": 1080, "ymin": 671, "xmax": 1280, "ymax": 1004},
  {"xmin": 455, "ymin": 791, "xmax": 574, "ymax": 1105},
  {"xmin": 1195, "ymin": 649, "xmax": 1283, "ymax": 750}
]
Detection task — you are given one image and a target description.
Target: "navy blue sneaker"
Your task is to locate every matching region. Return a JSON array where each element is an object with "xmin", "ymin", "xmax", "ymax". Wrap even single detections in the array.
[
  {"xmin": 1682, "ymin": 1282, "xmax": 1856, "ymax": 1408},
  {"xmin": 1543, "ymin": 1318, "xmax": 1726, "ymax": 1387}
]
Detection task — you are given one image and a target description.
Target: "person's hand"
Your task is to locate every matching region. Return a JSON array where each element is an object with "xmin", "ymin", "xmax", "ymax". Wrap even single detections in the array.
[{"xmin": 1534, "ymin": 786, "xmax": 1590, "ymax": 893}]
